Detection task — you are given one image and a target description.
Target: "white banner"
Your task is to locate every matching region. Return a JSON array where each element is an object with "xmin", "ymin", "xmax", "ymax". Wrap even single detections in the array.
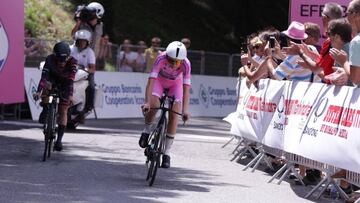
[
  {"xmin": 25, "ymin": 68, "xmax": 237, "ymax": 119},
  {"xmin": 226, "ymin": 79, "xmax": 360, "ymax": 173}
]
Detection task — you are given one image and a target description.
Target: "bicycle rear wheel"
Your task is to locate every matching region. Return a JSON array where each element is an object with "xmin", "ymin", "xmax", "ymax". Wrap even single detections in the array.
[{"xmin": 147, "ymin": 118, "xmax": 167, "ymax": 186}]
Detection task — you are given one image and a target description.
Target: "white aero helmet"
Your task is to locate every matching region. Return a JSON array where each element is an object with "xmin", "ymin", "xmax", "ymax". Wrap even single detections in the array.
[
  {"xmin": 166, "ymin": 41, "xmax": 187, "ymax": 60},
  {"xmin": 74, "ymin": 29, "xmax": 92, "ymax": 43},
  {"xmin": 87, "ymin": 2, "xmax": 104, "ymax": 19}
]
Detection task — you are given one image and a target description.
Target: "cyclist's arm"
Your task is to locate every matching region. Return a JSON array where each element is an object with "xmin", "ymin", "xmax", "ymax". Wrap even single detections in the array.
[
  {"xmin": 182, "ymin": 59, "xmax": 191, "ymax": 114},
  {"xmin": 37, "ymin": 56, "xmax": 52, "ymax": 93},
  {"xmin": 182, "ymin": 84, "xmax": 190, "ymax": 114},
  {"xmin": 62, "ymin": 58, "xmax": 77, "ymax": 99},
  {"xmin": 145, "ymin": 54, "xmax": 163, "ymax": 103},
  {"xmin": 144, "ymin": 78, "xmax": 155, "ymax": 104}
]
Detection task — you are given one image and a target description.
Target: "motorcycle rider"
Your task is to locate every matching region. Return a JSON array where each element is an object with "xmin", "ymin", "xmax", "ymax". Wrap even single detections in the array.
[
  {"xmin": 33, "ymin": 41, "xmax": 77, "ymax": 151},
  {"xmin": 70, "ymin": 29, "xmax": 96, "ymax": 116},
  {"xmin": 71, "ymin": 2, "xmax": 104, "ymax": 57}
]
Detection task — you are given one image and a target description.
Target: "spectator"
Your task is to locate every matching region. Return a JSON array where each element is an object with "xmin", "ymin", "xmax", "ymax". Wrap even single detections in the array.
[
  {"xmin": 71, "ymin": 2, "xmax": 105, "ymax": 57},
  {"xmin": 289, "ymin": 2, "xmax": 343, "ymax": 83},
  {"xmin": 347, "ymin": 0, "xmax": 360, "ymax": 85},
  {"xmin": 242, "ymin": 31, "xmax": 278, "ymax": 84},
  {"xmin": 134, "ymin": 40, "xmax": 147, "ymax": 72},
  {"xmin": 181, "ymin": 38, "xmax": 191, "ymax": 49},
  {"xmin": 249, "ymin": 21, "xmax": 320, "ymax": 84},
  {"xmin": 24, "ymin": 28, "xmax": 40, "ymax": 57},
  {"xmin": 304, "ymin": 22, "xmax": 321, "ymax": 52},
  {"xmin": 117, "ymin": 39, "xmax": 137, "ymax": 72},
  {"xmin": 320, "ymin": 18, "xmax": 355, "ymax": 198},
  {"xmin": 144, "ymin": 37, "xmax": 161, "ymax": 73},
  {"xmin": 325, "ymin": 18, "xmax": 352, "ymax": 86},
  {"xmin": 96, "ymin": 34, "xmax": 112, "ymax": 71}
]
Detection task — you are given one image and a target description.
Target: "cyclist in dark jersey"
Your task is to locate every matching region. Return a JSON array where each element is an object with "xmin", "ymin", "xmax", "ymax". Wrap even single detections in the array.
[{"xmin": 33, "ymin": 41, "xmax": 77, "ymax": 151}]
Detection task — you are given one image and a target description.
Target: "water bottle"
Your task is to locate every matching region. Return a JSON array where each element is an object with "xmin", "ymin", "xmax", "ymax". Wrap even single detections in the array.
[{"xmin": 330, "ymin": 184, "xmax": 339, "ymax": 200}]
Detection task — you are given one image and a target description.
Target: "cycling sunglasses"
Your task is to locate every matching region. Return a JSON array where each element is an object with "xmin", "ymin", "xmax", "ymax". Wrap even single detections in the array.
[
  {"xmin": 166, "ymin": 55, "xmax": 183, "ymax": 66},
  {"xmin": 56, "ymin": 54, "xmax": 70, "ymax": 63}
]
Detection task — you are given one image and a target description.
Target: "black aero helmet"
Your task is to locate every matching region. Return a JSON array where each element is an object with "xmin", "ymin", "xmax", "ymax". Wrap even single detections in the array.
[{"xmin": 53, "ymin": 41, "xmax": 70, "ymax": 62}]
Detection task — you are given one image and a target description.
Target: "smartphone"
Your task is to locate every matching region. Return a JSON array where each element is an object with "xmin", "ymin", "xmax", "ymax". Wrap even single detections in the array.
[
  {"xmin": 269, "ymin": 36, "xmax": 275, "ymax": 48},
  {"xmin": 241, "ymin": 42, "xmax": 248, "ymax": 53}
]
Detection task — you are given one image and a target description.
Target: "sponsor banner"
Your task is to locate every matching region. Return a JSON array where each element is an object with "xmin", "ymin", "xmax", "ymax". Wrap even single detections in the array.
[
  {"xmin": 235, "ymin": 79, "xmax": 284, "ymax": 143},
  {"xmin": 0, "ymin": 1, "xmax": 24, "ymax": 104},
  {"xmin": 226, "ymin": 79, "xmax": 360, "ymax": 173},
  {"xmin": 290, "ymin": 0, "xmax": 350, "ymax": 45},
  {"xmin": 293, "ymin": 85, "xmax": 360, "ymax": 173},
  {"xmin": 25, "ymin": 68, "xmax": 237, "ymax": 119},
  {"xmin": 189, "ymin": 75, "xmax": 237, "ymax": 117},
  {"xmin": 24, "ymin": 68, "xmax": 42, "ymax": 120}
]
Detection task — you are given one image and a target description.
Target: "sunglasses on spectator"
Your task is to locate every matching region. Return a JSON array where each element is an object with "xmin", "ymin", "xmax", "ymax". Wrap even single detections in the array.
[
  {"xmin": 253, "ymin": 45, "xmax": 261, "ymax": 49},
  {"xmin": 321, "ymin": 12, "xmax": 329, "ymax": 18},
  {"xmin": 346, "ymin": 10, "xmax": 357, "ymax": 15},
  {"xmin": 166, "ymin": 55, "xmax": 183, "ymax": 66}
]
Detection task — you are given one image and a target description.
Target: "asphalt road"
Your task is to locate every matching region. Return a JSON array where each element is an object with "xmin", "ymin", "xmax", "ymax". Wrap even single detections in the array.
[{"xmin": 0, "ymin": 118, "xmax": 340, "ymax": 203}]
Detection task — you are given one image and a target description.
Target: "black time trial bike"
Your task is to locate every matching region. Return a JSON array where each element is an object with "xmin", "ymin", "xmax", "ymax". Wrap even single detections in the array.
[
  {"xmin": 144, "ymin": 90, "xmax": 183, "ymax": 186},
  {"xmin": 41, "ymin": 87, "xmax": 59, "ymax": 162}
]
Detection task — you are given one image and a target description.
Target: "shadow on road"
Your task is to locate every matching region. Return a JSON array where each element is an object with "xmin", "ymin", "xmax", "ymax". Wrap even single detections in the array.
[
  {"xmin": 0, "ymin": 134, "xmax": 239, "ymax": 203},
  {"xmin": 230, "ymin": 151, "xmax": 339, "ymax": 203}
]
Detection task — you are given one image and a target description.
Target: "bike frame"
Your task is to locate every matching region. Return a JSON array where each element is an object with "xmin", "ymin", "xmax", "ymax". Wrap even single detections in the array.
[
  {"xmin": 42, "ymin": 87, "xmax": 59, "ymax": 162},
  {"xmin": 145, "ymin": 90, "xmax": 182, "ymax": 186}
]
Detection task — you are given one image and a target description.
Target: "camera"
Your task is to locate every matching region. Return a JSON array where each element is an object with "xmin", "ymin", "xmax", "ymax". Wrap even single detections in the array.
[
  {"xmin": 269, "ymin": 36, "xmax": 275, "ymax": 48},
  {"xmin": 74, "ymin": 5, "xmax": 97, "ymax": 22}
]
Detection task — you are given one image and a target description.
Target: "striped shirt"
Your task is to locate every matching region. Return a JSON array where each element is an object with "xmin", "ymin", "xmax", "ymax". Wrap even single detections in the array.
[{"xmin": 272, "ymin": 55, "xmax": 314, "ymax": 82}]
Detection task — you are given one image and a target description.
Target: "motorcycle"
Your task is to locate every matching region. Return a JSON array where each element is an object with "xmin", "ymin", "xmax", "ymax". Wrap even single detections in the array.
[{"xmin": 39, "ymin": 62, "xmax": 100, "ymax": 129}]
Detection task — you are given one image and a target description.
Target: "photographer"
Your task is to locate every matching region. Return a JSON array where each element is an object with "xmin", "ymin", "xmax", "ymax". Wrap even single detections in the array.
[{"xmin": 71, "ymin": 2, "xmax": 104, "ymax": 57}]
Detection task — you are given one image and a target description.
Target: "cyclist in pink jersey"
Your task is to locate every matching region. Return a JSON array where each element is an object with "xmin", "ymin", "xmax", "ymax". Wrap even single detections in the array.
[{"xmin": 139, "ymin": 41, "xmax": 191, "ymax": 168}]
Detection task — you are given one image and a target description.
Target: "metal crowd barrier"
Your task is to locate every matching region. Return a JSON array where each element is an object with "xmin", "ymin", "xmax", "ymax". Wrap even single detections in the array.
[
  {"xmin": 222, "ymin": 133, "xmax": 360, "ymax": 201},
  {"xmin": 25, "ymin": 38, "xmax": 244, "ymax": 77}
]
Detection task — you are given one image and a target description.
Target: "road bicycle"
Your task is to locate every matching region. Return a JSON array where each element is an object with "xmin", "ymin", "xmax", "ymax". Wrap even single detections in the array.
[
  {"xmin": 41, "ymin": 87, "xmax": 59, "ymax": 162},
  {"xmin": 144, "ymin": 90, "xmax": 182, "ymax": 186}
]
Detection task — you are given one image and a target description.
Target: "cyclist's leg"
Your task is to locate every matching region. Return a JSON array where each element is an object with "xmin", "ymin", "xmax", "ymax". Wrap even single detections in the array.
[
  {"xmin": 54, "ymin": 89, "xmax": 71, "ymax": 151},
  {"xmin": 162, "ymin": 81, "xmax": 183, "ymax": 168},
  {"xmin": 139, "ymin": 78, "xmax": 163, "ymax": 148},
  {"xmin": 139, "ymin": 95, "xmax": 160, "ymax": 148},
  {"xmin": 39, "ymin": 90, "xmax": 50, "ymax": 124}
]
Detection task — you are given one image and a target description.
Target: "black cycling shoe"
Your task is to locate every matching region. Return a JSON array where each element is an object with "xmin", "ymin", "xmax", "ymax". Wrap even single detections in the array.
[
  {"xmin": 139, "ymin": 133, "xmax": 149, "ymax": 148},
  {"xmin": 54, "ymin": 141, "xmax": 63, "ymax": 151},
  {"xmin": 161, "ymin": 155, "xmax": 171, "ymax": 168}
]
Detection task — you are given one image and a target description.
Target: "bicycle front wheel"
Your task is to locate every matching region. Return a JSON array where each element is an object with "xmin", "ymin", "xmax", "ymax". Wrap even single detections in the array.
[
  {"xmin": 43, "ymin": 104, "xmax": 55, "ymax": 161},
  {"xmin": 146, "ymin": 128, "xmax": 162, "ymax": 186}
]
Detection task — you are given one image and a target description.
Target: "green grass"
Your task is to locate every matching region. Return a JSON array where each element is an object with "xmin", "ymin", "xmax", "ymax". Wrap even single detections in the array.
[{"xmin": 25, "ymin": 0, "xmax": 75, "ymax": 40}]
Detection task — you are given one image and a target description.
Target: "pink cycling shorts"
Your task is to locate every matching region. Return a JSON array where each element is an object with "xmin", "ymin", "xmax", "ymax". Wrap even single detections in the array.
[{"xmin": 152, "ymin": 77, "xmax": 183, "ymax": 103}]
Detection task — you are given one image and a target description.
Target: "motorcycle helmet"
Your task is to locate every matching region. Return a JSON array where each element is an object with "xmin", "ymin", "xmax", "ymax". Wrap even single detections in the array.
[
  {"xmin": 74, "ymin": 29, "xmax": 92, "ymax": 46},
  {"xmin": 87, "ymin": 2, "xmax": 104, "ymax": 19},
  {"xmin": 53, "ymin": 41, "xmax": 71, "ymax": 62}
]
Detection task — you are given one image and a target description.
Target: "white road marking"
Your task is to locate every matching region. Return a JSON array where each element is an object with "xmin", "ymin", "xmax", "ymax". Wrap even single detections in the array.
[{"xmin": 1, "ymin": 120, "xmax": 231, "ymax": 141}]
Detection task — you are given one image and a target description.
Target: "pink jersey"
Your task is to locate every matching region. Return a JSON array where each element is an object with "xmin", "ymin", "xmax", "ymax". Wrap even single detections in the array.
[{"xmin": 149, "ymin": 52, "xmax": 191, "ymax": 85}]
